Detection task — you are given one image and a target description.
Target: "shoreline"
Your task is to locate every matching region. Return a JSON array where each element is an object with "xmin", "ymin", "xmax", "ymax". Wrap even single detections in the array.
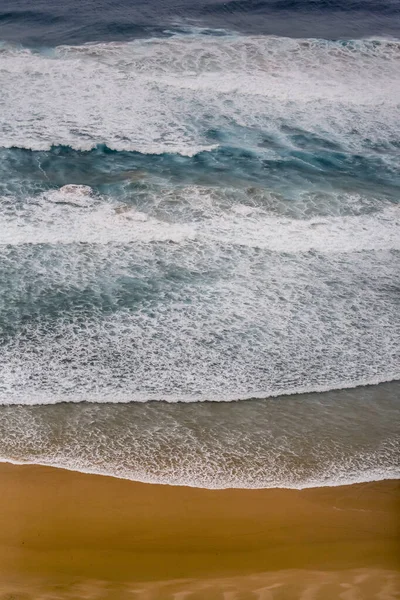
[
  {"xmin": 2, "ymin": 457, "xmax": 399, "ymax": 490},
  {"xmin": 1, "ymin": 462, "xmax": 399, "ymax": 598}
]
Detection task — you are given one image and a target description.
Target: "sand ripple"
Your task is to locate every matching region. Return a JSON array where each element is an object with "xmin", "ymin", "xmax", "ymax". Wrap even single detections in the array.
[{"xmin": 1, "ymin": 570, "xmax": 400, "ymax": 599}]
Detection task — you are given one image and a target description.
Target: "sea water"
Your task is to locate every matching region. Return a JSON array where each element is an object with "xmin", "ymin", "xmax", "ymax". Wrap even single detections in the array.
[{"xmin": 0, "ymin": 0, "xmax": 399, "ymax": 487}]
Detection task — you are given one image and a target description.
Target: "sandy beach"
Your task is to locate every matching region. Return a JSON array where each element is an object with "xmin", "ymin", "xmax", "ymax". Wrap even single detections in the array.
[{"xmin": 0, "ymin": 462, "xmax": 399, "ymax": 598}]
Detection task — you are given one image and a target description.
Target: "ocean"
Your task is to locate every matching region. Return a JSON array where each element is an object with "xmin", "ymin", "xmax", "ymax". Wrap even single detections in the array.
[{"xmin": 0, "ymin": 0, "xmax": 399, "ymax": 488}]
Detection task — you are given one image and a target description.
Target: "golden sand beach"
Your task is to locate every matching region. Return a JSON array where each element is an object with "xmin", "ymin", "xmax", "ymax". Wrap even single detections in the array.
[{"xmin": 0, "ymin": 463, "xmax": 399, "ymax": 599}]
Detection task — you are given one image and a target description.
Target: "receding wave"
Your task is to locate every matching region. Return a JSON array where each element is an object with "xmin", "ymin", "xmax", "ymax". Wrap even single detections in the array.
[{"xmin": 0, "ymin": 384, "xmax": 399, "ymax": 488}]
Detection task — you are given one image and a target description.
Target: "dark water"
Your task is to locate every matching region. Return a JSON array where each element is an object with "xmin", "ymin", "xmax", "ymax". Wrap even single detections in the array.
[
  {"xmin": 1, "ymin": 0, "xmax": 400, "ymax": 45},
  {"xmin": 0, "ymin": 0, "xmax": 399, "ymax": 487}
]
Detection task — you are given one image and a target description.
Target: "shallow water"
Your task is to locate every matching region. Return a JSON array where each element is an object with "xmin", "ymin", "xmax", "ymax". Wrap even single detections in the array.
[{"xmin": 1, "ymin": 383, "xmax": 399, "ymax": 488}]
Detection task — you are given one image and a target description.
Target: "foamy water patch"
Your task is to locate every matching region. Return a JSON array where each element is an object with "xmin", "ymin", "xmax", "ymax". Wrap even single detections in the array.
[
  {"xmin": 204, "ymin": 205, "xmax": 400, "ymax": 252},
  {"xmin": 0, "ymin": 34, "xmax": 399, "ymax": 155},
  {"xmin": 1, "ymin": 240, "xmax": 398, "ymax": 404},
  {"xmin": 1, "ymin": 187, "xmax": 399, "ymax": 251},
  {"xmin": 0, "ymin": 190, "xmax": 195, "ymax": 245}
]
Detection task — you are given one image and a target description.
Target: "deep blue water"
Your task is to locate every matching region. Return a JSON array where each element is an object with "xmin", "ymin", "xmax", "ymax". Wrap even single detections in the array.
[
  {"xmin": 0, "ymin": 0, "xmax": 399, "ymax": 486},
  {"xmin": 1, "ymin": 0, "xmax": 400, "ymax": 45}
]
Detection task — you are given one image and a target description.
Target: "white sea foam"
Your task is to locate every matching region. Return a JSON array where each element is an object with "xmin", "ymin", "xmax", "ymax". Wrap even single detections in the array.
[
  {"xmin": 0, "ymin": 233, "xmax": 398, "ymax": 404},
  {"xmin": 0, "ymin": 34, "xmax": 399, "ymax": 155},
  {"xmin": 0, "ymin": 184, "xmax": 399, "ymax": 406},
  {"xmin": 49, "ymin": 184, "xmax": 94, "ymax": 206},
  {"xmin": 0, "ymin": 187, "xmax": 399, "ymax": 251},
  {"xmin": 1, "ymin": 455, "xmax": 399, "ymax": 489}
]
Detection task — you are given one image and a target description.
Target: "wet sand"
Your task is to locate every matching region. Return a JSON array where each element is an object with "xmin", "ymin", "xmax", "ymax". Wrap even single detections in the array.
[{"xmin": 0, "ymin": 463, "xmax": 399, "ymax": 599}]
